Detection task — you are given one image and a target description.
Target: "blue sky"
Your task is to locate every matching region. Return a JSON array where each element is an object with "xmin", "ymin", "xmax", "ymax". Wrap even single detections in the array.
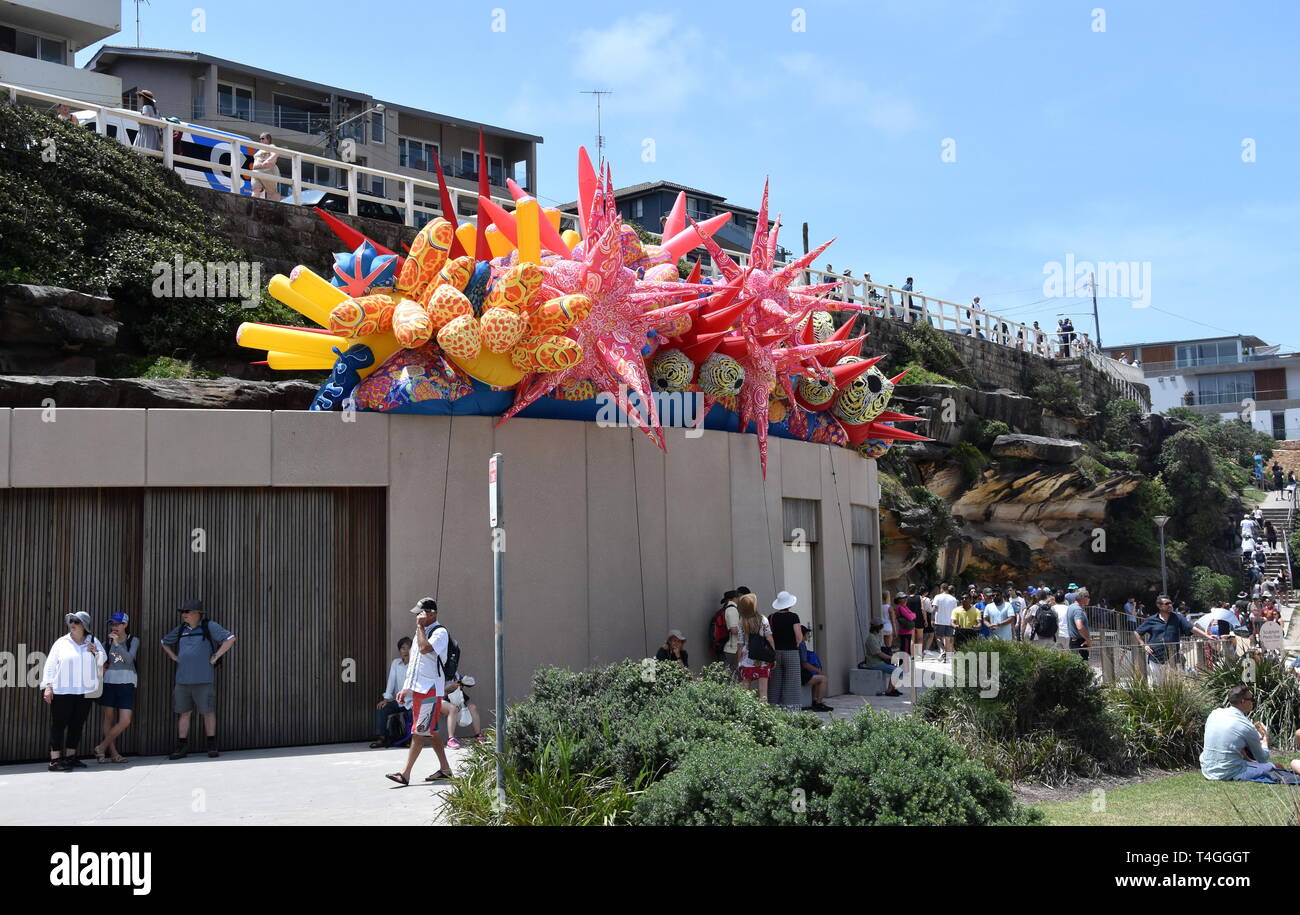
[{"xmin": 84, "ymin": 0, "xmax": 1299, "ymax": 349}]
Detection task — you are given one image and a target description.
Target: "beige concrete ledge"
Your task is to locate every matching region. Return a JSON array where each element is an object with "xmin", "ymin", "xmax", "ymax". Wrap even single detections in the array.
[
  {"xmin": 10, "ymin": 407, "xmax": 147, "ymax": 487},
  {"xmin": 271, "ymin": 410, "xmax": 390, "ymax": 486},
  {"xmin": 146, "ymin": 410, "xmax": 273, "ymax": 486}
]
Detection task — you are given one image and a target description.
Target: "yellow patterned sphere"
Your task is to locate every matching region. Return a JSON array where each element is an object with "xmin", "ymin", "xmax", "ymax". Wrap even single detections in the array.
[
  {"xmin": 480, "ymin": 307, "xmax": 528, "ymax": 354},
  {"xmin": 768, "ymin": 397, "xmax": 788, "ymax": 423},
  {"xmin": 643, "ymin": 263, "xmax": 679, "ymax": 283},
  {"xmin": 810, "ymin": 310, "xmax": 834, "ymax": 342},
  {"xmin": 698, "ymin": 353, "xmax": 745, "ymax": 398},
  {"xmin": 639, "ymin": 244, "xmax": 675, "ymax": 268},
  {"xmin": 833, "ymin": 359, "xmax": 894, "ymax": 425},
  {"xmin": 436, "ymin": 314, "xmax": 482, "ymax": 360},
  {"xmin": 618, "ymin": 224, "xmax": 645, "ymax": 266},
  {"xmin": 797, "ymin": 374, "xmax": 836, "ymax": 406},
  {"xmin": 555, "ymin": 379, "xmax": 597, "ymax": 401},
  {"xmin": 650, "ymin": 349, "xmax": 694, "ymax": 392},
  {"xmin": 392, "ymin": 299, "xmax": 433, "ymax": 349}
]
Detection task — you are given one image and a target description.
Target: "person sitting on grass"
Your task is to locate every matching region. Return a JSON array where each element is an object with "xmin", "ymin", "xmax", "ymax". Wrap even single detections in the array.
[{"xmin": 1199, "ymin": 685, "xmax": 1300, "ymax": 784}]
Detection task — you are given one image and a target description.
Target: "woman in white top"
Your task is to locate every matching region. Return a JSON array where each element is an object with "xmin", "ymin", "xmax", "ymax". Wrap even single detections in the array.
[
  {"xmin": 40, "ymin": 611, "xmax": 105, "ymax": 772},
  {"xmin": 250, "ymin": 132, "xmax": 281, "ymax": 201},
  {"xmin": 735, "ymin": 593, "xmax": 776, "ymax": 703}
]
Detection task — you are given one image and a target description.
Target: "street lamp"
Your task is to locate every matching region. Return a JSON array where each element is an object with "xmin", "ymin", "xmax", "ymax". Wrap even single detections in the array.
[{"xmin": 1153, "ymin": 515, "xmax": 1170, "ymax": 595}]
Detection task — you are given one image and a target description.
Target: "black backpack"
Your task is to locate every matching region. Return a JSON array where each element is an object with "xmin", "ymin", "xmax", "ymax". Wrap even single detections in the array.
[
  {"xmin": 1034, "ymin": 604, "xmax": 1058, "ymax": 638},
  {"xmin": 429, "ymin": 623, "xmax": 461, "ymax": 683}
]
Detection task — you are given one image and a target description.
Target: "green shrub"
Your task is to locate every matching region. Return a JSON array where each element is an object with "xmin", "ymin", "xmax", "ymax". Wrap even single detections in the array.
[
  {"xmin": 1103, "ymin": 477, "xmax": 1172, "ymax": 567},
  {"xmin": 894, "ymin": 362, "xmax": 956, "ymax": 386},
  {"xmin": 1189, "ymin": 566, "xmax": 1235, "ymax": 609},
  {"xmin": 1102, "ymin": 398, "xmax": 1142, "ymax": 451},
  {"xmin": 439, "ymin": 731, "xmax": 651, "ymax": 826},
  {"xmin": 916, "ymin": 639, "xmax": 1125, "ymax": 783},
  {"xmin": 949, "ymin": 440, "xmax": 988, "ymax": 488},
  {"xmin": 894, "ymin": 321, "xmax": 977, "ymax": 387},
  {"xmin": 503, "ymin": 660, "xmax": 817, "ymax": 783},
  {"xmin": 977, "ymin": 420, "xmax": 1011, "ymax": 449},
  {"xmin": 633, "ymin": 711, "xmax": 1041, "ymax": 825},
  {"xmin": 0, "ymin": 103, "xmax": 301, "ymax": 358},
  {"xmin": 1032, "ymin": 374, "xmax": 1086, "ymax": 418},
  {"xmin": 1106, "ymin": 677, "xmax": 1213, "ymax": 770},
  {"xmin": 1098, "ymin": 450, "xmax": 1139, "ymax": 471}
]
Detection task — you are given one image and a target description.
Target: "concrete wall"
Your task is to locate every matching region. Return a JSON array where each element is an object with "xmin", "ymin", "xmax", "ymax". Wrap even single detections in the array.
[{"xmin": 0, "ymin": 408, "xmax": 878, "ymax": 707}]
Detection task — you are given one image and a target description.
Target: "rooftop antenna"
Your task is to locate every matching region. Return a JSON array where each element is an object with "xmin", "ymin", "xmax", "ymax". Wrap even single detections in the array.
[
  {"xmin": 133, "ymin": 0, "xmax": 150, "ymax": 46},
  {"xmin": 579, "ymin": 90, "xmax": 613, "ymax": 164}
]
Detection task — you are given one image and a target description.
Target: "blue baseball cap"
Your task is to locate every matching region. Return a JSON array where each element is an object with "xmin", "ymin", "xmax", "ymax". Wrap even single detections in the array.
[{"xmin": 109, "ymin": 612, "xmax": 129, "ymax": 624}]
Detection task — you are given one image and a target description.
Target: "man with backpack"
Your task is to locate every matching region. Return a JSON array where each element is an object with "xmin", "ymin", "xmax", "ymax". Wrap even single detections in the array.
[
  {"xmin": 386, "ymin": 597, "xmax": 455, "ymax": 786},
  {"xmin": 161, "ymin": 598, "xmax": 236, "ymax": 760},
  {"xmin": 1033, "ymin": 597, "xmax": 1060, "ymax": 645}
]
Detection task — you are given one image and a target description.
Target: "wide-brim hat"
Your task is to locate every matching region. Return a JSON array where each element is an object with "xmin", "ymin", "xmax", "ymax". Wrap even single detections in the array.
[
  {"xmin": 667, "ymin": 629, "xmax": 686, "ymax": 641},
  {"xmin": 179, "ymin": 598, "xmax": 203, "ymax": 613},
  {"xmin": 138, "ymin": 89, "xmax": 155, "ymax": 102},
  {"xmin": 772, "ymin": 591, "xmax": 798, "ymax": 610},
  {"xmin": 65, "ymin": 611, "xmax": 91, "ymax": 628}
]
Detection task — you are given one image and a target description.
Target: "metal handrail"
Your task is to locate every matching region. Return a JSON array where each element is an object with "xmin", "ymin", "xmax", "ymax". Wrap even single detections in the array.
[{"xmin": 4, "ymin": 80, "xmax": 518, "ymax": 228}]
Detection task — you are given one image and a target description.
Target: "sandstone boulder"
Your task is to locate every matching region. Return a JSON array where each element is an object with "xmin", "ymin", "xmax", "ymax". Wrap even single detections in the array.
[
  {"xmin": 0, "ymin": 375, "xmax": 317, "ymax": 410},
  {"xmin": 990, "ymin": 433, "xmax": 1083, "ymax": 463}
]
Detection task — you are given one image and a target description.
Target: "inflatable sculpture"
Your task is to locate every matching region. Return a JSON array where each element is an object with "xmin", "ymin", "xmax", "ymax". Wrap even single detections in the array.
[{"xmin": 236, "ymin": 140, "xmax": 927, "ymax": 474}]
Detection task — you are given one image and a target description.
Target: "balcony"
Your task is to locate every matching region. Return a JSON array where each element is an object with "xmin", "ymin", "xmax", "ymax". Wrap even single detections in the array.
[
  {"xmin": 1, "ymin": 0, "xmax": 119, "ymax": 49},
  {"xmin": 191, "ymin": 99, "xmax": 363, "ymax": 141}
]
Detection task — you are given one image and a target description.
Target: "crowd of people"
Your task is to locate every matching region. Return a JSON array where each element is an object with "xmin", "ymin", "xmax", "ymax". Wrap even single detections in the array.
[{"xmin": 708, "ymin": 587, "xmax": 832, "ymax": 712}]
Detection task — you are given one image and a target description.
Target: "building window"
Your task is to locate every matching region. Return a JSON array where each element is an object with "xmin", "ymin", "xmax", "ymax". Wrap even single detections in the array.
[
  {"xmin": 1196, "ymin": 371, "xmax": 1254, "ymax": 406},
  {"xmin": 1273, "ymin": 413, "xmax": 1286, "ymax": 440},
  {"xmin": 1, "ymin": 27, "xmax": 66, "ymax": 64},
  {"xmin": 631, "ymin": 198, "xmax": 644, "ymax": 219},
  {"xmin": 301, "ymin": 162, "xmax": 336, "ymax": 189},
  {"xmin": 461, "ymin": 149, "xmax": 505, "ymax": 185},
  {"xmin": 371, "ymin": 111, "xmax": 385, "ymax": 144},
  {"xmin": 218, "ymin": 83, "xmax": 254, "ymax": 122},
  {"xmin": 399, "ymin": 138, "xmax": 438, "ymax": 173},
  {"xmin": 1176, "ymin": 340, "xmax": 1237, "ymax": 369}
]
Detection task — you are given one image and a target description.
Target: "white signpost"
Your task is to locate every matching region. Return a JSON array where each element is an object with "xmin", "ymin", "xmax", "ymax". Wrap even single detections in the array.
[{"xmin": 489, "ymin": 452, "xmax": 504, "ymax": 809}]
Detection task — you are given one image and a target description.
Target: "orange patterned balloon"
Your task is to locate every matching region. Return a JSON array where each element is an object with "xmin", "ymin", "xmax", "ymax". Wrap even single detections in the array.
[
  {"xmin": 396, "ymin": 218, "xmax": 453, "ymax": 297},
  {"xmin": 484, "ymin": 263, "xmax": 543, "ymax": 313},
  {"xmin": 425, "ymin": 285, "xmax": 473, "ymax": 330},
  {"xmin": 528, "ymin": 293, "xmax": 592, "ymax": 336},
  {"xmin": 437, "ymin": 314, "xmax": 482, "ymax": 360},
  {"xmin": 510, "ymin": 334, "xmax": 582, "ymax": 372},
  {"xmin": 480, "ymin": 308, "xmax": 528, "ymax": 354},
  {"xmin": 327, "ymin": 293, "xmax": 395, "ymax": 338},
  {"xmin": 432, "ymin": 256, "xmax": 475, "ymax": 298},
  {"xmin": 392, "ymin": 298, "xmax": 433, "ymax": 349}
]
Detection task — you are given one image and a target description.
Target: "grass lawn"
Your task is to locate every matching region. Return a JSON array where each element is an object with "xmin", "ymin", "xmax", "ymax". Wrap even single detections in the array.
[{"xmin": 1037, "ymin": 757, "xmax": 1300, "ymax": 826}]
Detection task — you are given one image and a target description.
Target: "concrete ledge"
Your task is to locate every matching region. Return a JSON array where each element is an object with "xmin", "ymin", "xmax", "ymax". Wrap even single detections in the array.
[
  {"xmin": 849, "ymin": 667, "xmax": 891, "ymax": 695},
  {"xmin": 272, "ymin": 411, "xmax": 389, "ymax": 486},
  {"xmin": 10, "ymin": 407, "xmax": 146, "ymax": 486},
  {"xmin": 147, "ymin": 410, "xmax": 272, "ymax": 485}
]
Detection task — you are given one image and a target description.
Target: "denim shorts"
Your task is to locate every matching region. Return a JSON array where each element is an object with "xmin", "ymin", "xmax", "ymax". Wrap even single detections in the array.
[{"xmin": 99, "ymin": 682, "xmax": 136, "ymax": 710}]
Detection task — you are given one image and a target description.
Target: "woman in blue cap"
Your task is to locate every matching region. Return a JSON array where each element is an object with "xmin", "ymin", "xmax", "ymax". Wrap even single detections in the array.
[{"xmin": 94, "ymin": 612, "xmax": 138, "ymax": 763}]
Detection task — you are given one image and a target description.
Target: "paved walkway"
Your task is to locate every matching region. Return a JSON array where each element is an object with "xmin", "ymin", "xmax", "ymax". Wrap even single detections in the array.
[{"xmin": 0, "ymin": 742, "xmax": 463, "ymax": 826}]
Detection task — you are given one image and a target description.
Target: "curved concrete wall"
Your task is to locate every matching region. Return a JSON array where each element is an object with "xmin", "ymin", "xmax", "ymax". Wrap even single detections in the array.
[{"xmin": 0, "ymin": 408, "xmax": 880, "ymax": 704}]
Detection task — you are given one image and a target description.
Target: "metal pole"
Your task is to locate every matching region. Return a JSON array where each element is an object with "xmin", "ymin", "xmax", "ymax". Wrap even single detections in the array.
[
  {"xmin": 1159, "ymin": 526, "xmax": 1168, "ymax": 595},
  {"xmin": 1090, "ymin": 272, "xmax": 1102, "ymax": 350},
  {"xmin": 489, "ymin": 453, "xmax": 505, "ymax": 810}
]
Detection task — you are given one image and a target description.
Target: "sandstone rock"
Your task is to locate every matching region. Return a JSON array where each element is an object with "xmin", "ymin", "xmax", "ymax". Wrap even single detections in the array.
[
  {"xmin": 990, "ymin": 433, "xmax": 1083, "ymax": 463},
  {"xmin": 0, "ymin": 375, "xmax": 317, "ymax": 410}
]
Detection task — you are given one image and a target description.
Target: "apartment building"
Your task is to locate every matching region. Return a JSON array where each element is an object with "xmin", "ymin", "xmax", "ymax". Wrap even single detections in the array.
[
  {"xmin": 86, "ymin": 45, "xmax": 541, "ymax": 222},
  {"xmin": 1105, "ymin": 334, "xmax": 1300, "ymax": 440},
  {"xmin": 0, "ymin": 0, "xmax": 121, "ymax": 103}
]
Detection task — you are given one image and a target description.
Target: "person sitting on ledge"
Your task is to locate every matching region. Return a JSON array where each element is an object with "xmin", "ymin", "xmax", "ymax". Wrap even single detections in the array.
[{"xmin": 1199, "ymin": 685, "xmax": 1300, "ymax": 784}]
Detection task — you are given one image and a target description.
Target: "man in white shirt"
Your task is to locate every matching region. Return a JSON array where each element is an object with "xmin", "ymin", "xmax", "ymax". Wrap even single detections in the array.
[
  {"xmin": 930, "ymin": 583, "xmax": 959, "ymax": 661},
  {"xmin": 1200, "ymin": 685, "xmax": 1300, "ymax": 783},
  {"xmin": 1052, "ymin": 592, "xmax": 1071, "ymax": 650},
  {"xmin": 386, "ymin": 598, "xmax": 452, "ymax": 786},
  {"xmin": 371, "ymin": 636, "xmax": 412, "ymax": 748}
]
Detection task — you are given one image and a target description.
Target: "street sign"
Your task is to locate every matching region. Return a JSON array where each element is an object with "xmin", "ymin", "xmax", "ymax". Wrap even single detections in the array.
[{"xmin": 489, "ymin": 454, "xmax": 499, "ymax": 528}]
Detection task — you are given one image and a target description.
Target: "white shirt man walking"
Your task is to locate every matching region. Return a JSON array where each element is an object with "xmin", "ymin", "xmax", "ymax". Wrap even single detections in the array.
[{"xmin": 386, "ymin": 598, "xmax": 453, "ymax": 786}]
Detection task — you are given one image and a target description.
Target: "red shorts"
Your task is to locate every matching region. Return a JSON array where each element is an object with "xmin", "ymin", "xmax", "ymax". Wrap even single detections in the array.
[
  {"xmin": 740, "ymin": 664, "xmax": 771, "ymax": 681},
  {"xmin": 411, "ymin": 690, "xmax": 442, "ymax": 736}
]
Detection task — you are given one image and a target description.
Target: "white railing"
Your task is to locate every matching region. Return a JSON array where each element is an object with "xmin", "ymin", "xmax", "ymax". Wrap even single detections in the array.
[{"xmin": 3, "ymin": 80, "xmax": 518, "ymax": 229}]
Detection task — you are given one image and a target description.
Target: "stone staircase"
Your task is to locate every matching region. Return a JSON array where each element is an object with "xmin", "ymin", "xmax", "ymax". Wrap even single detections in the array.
[{"xmin": 1253, "ymin": 493, "xmax": 1295, "ymax": 585}]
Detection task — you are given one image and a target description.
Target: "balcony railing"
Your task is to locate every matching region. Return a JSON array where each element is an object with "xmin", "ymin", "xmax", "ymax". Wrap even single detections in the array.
[{"xmin": 6, "ymin": 80, "xmax": 517, "ymax": 229}]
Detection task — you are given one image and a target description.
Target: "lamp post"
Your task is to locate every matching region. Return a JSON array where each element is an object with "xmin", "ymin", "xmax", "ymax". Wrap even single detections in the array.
[{"xmin": 1153, "ymin": 515, "xmax": 1170, "ymax": 595}]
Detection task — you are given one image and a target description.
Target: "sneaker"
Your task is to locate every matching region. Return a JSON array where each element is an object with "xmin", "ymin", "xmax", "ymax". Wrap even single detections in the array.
[
  {"xmin": 168, "ymin": 741, "xmax": 189, "ymax": 760},
  {"xmin": 369, "ymin": 737, "xmax": 389, "ymax": 749},
  {"xmin": 206, "ymin": 736, "xmax": 219, "ymax": 758},
  {"xmin": 811, "ymin": 702, "xmax": 834, "ymax": 712},
  {"xmin": 64, "ymin": 756, "xmax": 87, "ymax": 768},
  {"xmin": 446, "ymin": 738, "xmax": 462, "ymax": 750},
  {"xmin": 48, "ymin": 758, "xmax": 70, "ymax": 772}
]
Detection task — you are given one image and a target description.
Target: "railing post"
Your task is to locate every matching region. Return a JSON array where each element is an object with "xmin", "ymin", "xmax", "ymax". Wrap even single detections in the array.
[
  {"xmin": 405, "ymin": 179, "xmax": 415, "ymax": 227},
  {"xmin": 96, "ymin": 106, "xmax": 107, "ymax": 136},
  {"xmin": 346, "ymin": 167, "xmax": 357, "ymax": 216},
  {"xmin": 292, "ymin": 153, "xmax": 302, "ymax": 206},
  {"xmin": 162, "ymin": 125, "xmax": 173, "ymax": 171},
  {"xmin": 230, "ymin": 143, "xmax": 242, "ymax": 194}
]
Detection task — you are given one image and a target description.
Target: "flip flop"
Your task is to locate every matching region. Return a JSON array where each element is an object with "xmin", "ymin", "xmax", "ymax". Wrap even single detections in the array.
[
  {"xmin": 385, "ymin": 772, "xmax": 409, "ymax": 786},
  {"xmin": 423, "ymin": 769, "xmax": 453, "ymax": 782},
  {"xmin": 110, "ymin": 754, "xmax": 128, "ymax": 764}
]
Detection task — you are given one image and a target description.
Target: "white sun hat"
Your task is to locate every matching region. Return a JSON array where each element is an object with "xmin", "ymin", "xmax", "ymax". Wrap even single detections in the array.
[{"xmin": 772, "ymin": 591, "xmax": 798, "ymax": 611}]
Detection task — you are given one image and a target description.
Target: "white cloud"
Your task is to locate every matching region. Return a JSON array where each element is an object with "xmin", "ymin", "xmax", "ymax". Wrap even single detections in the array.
[{"xmin": 570, "ymin": 14, "xmax": 707, "ymax": 116}]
